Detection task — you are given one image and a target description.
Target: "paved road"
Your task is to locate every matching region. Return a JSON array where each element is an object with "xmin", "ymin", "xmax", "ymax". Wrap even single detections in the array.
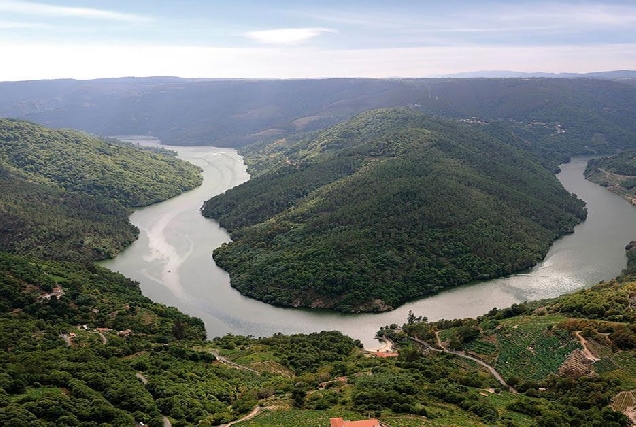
[
  {"xmin": 210, "ymin": 351, "xmax": 261, "ymax": 375},
  {"xmin": 410, "ymin": 336, "xmax": 517, "ymax": 393}
]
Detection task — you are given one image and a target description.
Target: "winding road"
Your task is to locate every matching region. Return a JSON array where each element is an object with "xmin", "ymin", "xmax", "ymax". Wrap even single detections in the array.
[
  {"xmin": 210, "ymin": 351, "xmax": 261, "ymax": 375},
  {"xmin": 220, "ymin": 405, "xmax": 264, "ymax": 427},
  {"xmin": 410, "ymin": 336, "xmax": 517, "ymax": 393}
]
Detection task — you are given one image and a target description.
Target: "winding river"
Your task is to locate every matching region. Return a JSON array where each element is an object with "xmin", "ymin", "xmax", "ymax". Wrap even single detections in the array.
[{"xmin": 101, "ymin": 146, "xmax": 636, "ymax": 348}]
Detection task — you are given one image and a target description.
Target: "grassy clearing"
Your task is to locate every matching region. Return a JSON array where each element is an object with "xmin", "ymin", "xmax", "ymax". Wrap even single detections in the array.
[
  {"xmin": 611, "ymin": 352, "xmax": 636, "ymax": 377},
  {"xmin": 376, "ymin": 415, "xmax": 427, "ymax": 426},
  {"xmin": 605, "ymin": 352, "xmax": 636, "ymax": 388},
  {"xmin": 593, "ymin": 358, "xmax": 619, "ymax": 374},
  {"xmin": 486, "ymin": 391, "xmax": 537, "ymax": 426},
  {"xmin": 232, "ymin": 407, "xmax": 492, "ymax": 426},
  {"xmin": 12, "ymin": 387, "xmax": 66, "ymax": 403}
]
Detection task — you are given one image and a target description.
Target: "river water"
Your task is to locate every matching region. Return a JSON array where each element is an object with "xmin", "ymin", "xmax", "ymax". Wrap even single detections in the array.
[{"xmin": 101, "ymin": 148, "xmax": 636, "ymax": 348}]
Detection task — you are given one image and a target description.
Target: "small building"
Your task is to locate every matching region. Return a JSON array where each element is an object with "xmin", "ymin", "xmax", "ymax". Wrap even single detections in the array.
[
  {"xmin": 329, "ymin": 418, "xmax": 381, "ymax": 427},
  {"xmin": 40, "ymin": 286, "xmax": 64, "ymax": 301},
  {"xmin": 372, "ymin": 352, "xmax": 399, "ymax": 358}
]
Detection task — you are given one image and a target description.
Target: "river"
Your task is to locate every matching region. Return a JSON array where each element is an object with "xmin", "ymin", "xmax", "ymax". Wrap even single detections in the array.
[{"xmin": 101, "ymin": 146, "xmax": 636, "ymax": 349}]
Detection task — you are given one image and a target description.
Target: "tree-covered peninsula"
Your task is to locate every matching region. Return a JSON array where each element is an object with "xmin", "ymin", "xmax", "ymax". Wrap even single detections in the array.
[
  {"xmin": 202, "ymin": 109, "xmax": 587, "ymax": 312},
  {"xmin": 0, "ymin": 119, "xmax": 202, "ymax": 261}
]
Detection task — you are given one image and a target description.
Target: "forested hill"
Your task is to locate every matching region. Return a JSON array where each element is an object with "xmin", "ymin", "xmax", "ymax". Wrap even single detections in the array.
[
  {"xmin": 1, "ymin": 113, "xmax": 633, "ymax": 426},
  {"xmin": 202, "ymin": 109, "xmax": 587, "ymax": 313},
  {"xmin": 0, "ymin": 119, "xmax": 202, "ymax": 261},
  {"xmin": 584, "ymin": 152, "xmax": 636, "ymax": 206},
  {"xmin": 3, "ymin": 77, "xmax": 636, "ymax": 168},
  {"xmin": 0, "ymin": 119, "xmax": 201, "ymax": 208}
]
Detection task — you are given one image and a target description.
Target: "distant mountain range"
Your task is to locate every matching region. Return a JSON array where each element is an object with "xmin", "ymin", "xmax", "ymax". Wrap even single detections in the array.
[
  {"xmin": 434, "ymin": 70, "xmax": 636, "ymax": 79},
  {"xmin": 2, "ymin": 76, "xmax": 636, "ymax": 165}
]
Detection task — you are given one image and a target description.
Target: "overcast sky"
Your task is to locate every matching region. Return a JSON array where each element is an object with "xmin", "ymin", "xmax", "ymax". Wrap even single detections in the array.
[{"xmin": 1, "ymin": 0, "xmax": 635, "ymax": 81}]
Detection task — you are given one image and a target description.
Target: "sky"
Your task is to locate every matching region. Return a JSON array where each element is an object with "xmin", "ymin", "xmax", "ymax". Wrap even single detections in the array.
[{"xmin": 0, "ymin": 0, "xmax": 635, "ymax": 81}]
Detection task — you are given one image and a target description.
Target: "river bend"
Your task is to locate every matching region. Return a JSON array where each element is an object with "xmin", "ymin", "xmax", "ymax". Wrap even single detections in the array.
[{"xmin": 102, "ymin": 149, "xmax": 636, "ymax": 348}]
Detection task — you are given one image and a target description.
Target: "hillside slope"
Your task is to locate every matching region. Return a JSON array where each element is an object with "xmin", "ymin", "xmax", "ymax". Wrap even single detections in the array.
[
  {"xmin": 1, "ymin": 115, "xmax": 632, "ymax": 426},
  {"xmin": 391, "ymin": 242, "xmax": 636, "ymax": 426},
  {"xmin": 0, "ymin": 165, "xmax": 137, "ymax": 261},
  {"xmin": 0, "ymin": 119, "xmax": 202, "ymax": 208},
  {"xmin": 3, "ymin": 77, "xmax": 636, "ymax": 169},
  {"xmin": 585, "ymin": 152, "xmax": 636, "ymax": 206},
  {"xmin": 0, "ymin": 119, "xmax": 202, "ymax": 261},
  {"xmin": 202, "ymin": 109, "xmax": 587, "ymax": 312},
  {"xmin": 3, "ymin": 244, "xmax": 632, "ymax": 426}
]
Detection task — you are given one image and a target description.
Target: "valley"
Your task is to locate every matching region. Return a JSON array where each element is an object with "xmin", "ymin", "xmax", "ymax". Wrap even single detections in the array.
[
  {"xmin": 3, "ymin": 77, "xmax": 636, "ymax": 425},
  {"xmin": 103, "ymin": 142, "xmax": 636, "ymax": 351}
]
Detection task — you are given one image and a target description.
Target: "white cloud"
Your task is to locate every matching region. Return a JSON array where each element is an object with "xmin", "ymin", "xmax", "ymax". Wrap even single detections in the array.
[
  {"xmin": 0, "ymin": 0, "xmax": 152, "ymax": 23},
  {"xmin": 245, "ymin": 28, "xmax": 336, "ymax": 45},
  {"xmin": 0, "ymin": 19, "xmax": 47, "ymax": 29},
  {"xmin": 297, "ymin": 2, "xmax": 636, "ymax": 44}
]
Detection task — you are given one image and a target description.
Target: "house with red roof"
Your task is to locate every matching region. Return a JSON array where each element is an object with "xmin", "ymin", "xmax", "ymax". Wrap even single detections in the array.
[{"xmin": 329, "ymin": 417, "xmax": 381, "ymax": 427}]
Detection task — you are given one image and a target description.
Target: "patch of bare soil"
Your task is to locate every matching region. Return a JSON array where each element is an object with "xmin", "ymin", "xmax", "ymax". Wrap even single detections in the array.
[
  {"xmin": 574, "ymin": 331, "xmax": 600, "ymax": 361},
  {"xmin": 611, "ymin": 391, "xmax": 636, "ymax": 426},
  {"xmin": 558, "ymin": 350, "xmax": 593, "ymax": 378}
]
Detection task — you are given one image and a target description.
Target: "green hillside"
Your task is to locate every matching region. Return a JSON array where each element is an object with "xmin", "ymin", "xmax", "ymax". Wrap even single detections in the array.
[
  {"xmin": 585, "ymin": 152, "xmax": 636, "ymax": 205},
  {"xmin": 0, "ymin": 119, "xmax": 202, "ymax": 208},
  {"xmin": 202, "ymin": 109, "xmax": 587, "ymax": 312},
  {"xmin": 1, "ymin": 113, "xmax": 633, "ymax": 425},
  {"xmin": 387, "ymin": 242, "xmax": 636, "ymax": 426},
  {"xmin": 0, "ymin": 252, "xmax": 257, "ymax": 426},
  {"xmin": 0, "ymin": 166, "xmax": 137, "ymax": 261},
  {"xmin": 2, "ymin": 248, "xmax": 633, "ymax": 426},
  {"xmin": 0, "ymin": 119, "xmax": 202, "ymax": 261}
]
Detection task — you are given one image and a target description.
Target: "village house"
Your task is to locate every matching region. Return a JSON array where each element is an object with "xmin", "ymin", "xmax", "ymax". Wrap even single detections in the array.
[{"xmin": 329, "ymin": 417, "xmax": 381, "ymax": 427}]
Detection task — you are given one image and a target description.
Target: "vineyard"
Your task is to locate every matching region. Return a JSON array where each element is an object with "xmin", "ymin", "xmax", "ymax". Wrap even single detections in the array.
[
  {"xmin": 493, "ymin": 318, "xmax": 580, "ymax": 381},
  {"xmin": 608, "ymin": 352, "xmax": 636, "ymax": 388},
  {"xmin": 436, "ymin": 315, "xmax": 581, "ymax": 382},
  {"xmin": 233, "ymin": 409, "xmax": 383, "ymax": 427},
  {"xmin": 611, "ymin": 391, "xmax": 636, "ymax": 413},
  {"xmin": 464, "ymin": 339, "xmax": 498, "ymax": 365}
]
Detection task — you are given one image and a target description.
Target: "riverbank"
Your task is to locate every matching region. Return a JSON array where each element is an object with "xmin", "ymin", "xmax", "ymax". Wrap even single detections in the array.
[{"xmin": 103, "ymin": 149, "xmax": 636, "ymax": 349}]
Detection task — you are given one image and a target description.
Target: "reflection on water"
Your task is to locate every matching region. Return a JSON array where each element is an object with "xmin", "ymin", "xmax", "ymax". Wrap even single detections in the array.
[{"xmin": 102, "ymin": 150, "xmax": 636, "ymax": 349}]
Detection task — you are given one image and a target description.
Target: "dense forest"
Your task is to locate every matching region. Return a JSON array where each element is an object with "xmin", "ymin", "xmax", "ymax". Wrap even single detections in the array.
[
  {"xmin": 2, "ymin": 78, "xmax": 636, "ymax": 165},
  {"xmin": 203, "ymin": 109, "xmax": 587, "ymax": 312},
  {"xmin": 0, "ymin": 119, "xmax": 202, "ymax": 208},
  {"xmin": 3, "ymin": 248, "xmax": 636, "ymax": 426},
  {"xmin": 0, "ymin": 119, "xmax": 202, "ymax": 261}
]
